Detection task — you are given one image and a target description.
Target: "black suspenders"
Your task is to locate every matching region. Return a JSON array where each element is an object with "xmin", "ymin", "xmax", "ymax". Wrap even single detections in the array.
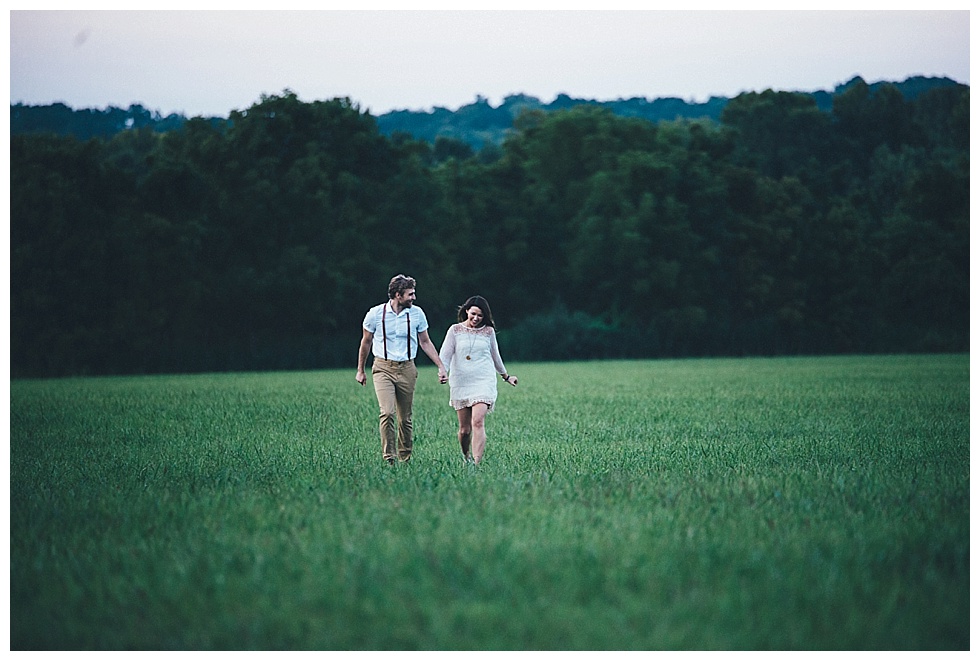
[{"xmin": 380, "ymin": 303, "xmax": 411, "ymax": 360}]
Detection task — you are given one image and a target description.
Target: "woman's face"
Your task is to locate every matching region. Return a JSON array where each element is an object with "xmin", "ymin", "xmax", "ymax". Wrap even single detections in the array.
[{"xmin": 465, "ymin": 306, "xmax": 484, "ymax": 327}]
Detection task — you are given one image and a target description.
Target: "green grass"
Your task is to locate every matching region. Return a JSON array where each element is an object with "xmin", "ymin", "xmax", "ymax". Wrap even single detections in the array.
[{"xmin": 9, "ymin": 354, "xmax": 969, "ymax": 650}]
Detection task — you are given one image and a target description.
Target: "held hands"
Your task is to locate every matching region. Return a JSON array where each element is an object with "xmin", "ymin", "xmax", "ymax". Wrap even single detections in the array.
[{"xmin": 359, "ymin": 367, "xmax": 447, "ymax": 385}]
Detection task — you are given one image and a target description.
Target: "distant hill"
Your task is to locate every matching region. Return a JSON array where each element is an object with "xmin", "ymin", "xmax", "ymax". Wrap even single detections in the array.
[
  {"xmin": 374, "ymin": 76, "xmax": 964, "ymax": 148},
  {"xmin": 10, "ymin": 76, "xmax": 965, "ymax": 148},
  {"xmin": 375, "ymin": 92, "xmax": 732, "ymax": 149}
]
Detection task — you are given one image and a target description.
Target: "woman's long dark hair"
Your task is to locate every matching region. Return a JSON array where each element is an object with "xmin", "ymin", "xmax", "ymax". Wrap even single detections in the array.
[{"xmin": 457, "ymin": 295, "xmax": 496, "ymax": 328}]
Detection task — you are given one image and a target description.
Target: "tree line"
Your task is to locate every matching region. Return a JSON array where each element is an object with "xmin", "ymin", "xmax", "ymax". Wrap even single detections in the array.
[
  {"xmin": 12, "ymin": 75, "xmax": 959, "ymax": 149},
  {"xmin": 10, "ymin": 79, "xmax": 969, "ymax": 377},
  {"xmin": 373, "ymin": 76, "xmax": 960, "ymax": 149}
]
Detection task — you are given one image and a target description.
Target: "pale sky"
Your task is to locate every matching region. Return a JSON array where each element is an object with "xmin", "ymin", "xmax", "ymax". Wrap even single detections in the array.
[{"xmin": 8, "ymin": 9, "xmax": 971, "ymax": 118}]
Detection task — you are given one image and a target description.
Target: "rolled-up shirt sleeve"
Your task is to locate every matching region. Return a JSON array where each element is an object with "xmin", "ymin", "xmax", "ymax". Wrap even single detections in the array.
[{"xmin": 363, "ymin": 307, "xmax": 378, "ymax": 333}]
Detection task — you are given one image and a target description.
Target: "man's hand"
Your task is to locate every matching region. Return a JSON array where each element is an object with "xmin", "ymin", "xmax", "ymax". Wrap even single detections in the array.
[{"xmin": 356, "ymin": 369, "xmax": 367, "ymax": 386}]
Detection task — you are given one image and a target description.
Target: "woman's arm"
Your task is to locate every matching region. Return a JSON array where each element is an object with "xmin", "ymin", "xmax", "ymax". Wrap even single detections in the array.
[
  {"xmin": 438, "ymin": 326, "xmax": 455, "ymax": 373},
  {"xmin": 490, "ymin": 331, "xmax": 517, "ymax": 385}
]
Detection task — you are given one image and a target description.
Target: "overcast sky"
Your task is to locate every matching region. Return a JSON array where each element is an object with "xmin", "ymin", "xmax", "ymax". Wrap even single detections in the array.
[{"xmin": 8, "ymin": 10, "xmax": 971, "ymax": 118}]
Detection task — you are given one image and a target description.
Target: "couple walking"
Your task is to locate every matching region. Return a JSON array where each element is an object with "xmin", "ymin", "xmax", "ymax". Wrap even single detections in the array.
[{"xmin": 355, "ymin": 274, "xmax": 518, "ymax": 465}]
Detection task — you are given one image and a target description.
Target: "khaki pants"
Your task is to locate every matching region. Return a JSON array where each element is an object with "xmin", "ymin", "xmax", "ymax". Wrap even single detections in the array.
[{"xmin": 372, "ymin": 358, "xmax": 418, "ymax": 462}]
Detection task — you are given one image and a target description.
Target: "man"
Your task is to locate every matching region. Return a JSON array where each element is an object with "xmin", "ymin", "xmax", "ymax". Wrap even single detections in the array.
[{"xmin": 356, "ymin": 274, "xmax": 448, "ymax": 464}]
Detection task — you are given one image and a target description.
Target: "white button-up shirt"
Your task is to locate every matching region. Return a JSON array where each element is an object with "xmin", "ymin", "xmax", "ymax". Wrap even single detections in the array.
[{"xmin": 363, "ymin": 302, "xmax": 429, "ymax": 362}]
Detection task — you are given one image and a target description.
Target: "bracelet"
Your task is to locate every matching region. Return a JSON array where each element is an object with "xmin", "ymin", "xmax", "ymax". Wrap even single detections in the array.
[{"xmin": 501, "ymin": 374, "xmax": 509, "ymax": 381}]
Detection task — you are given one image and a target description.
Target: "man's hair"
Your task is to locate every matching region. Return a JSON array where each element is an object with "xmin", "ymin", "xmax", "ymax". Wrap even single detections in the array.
[{"xmin": 388, "ymin": 274, "xmax": 417, "ymax": 299}]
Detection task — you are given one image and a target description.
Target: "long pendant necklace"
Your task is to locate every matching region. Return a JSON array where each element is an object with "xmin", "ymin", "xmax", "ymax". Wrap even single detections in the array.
[{"xmin": 465, "ymin": 326, "xmax": 477, "ymax": 360}]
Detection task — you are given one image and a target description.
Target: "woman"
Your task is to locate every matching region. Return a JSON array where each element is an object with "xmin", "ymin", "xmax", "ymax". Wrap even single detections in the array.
[{"xmin": 439, "ymin": 295, "xmax": 518, "ymax": 464}]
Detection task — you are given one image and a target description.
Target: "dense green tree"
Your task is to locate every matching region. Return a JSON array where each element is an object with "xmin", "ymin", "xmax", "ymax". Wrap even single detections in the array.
[
  {"xmin": 721, "ymin": 90, "xmax": 835, "ymax": 182},
  {"xmin": 9, "ymin": 83, "xmax": 970, "ymax": 376}
]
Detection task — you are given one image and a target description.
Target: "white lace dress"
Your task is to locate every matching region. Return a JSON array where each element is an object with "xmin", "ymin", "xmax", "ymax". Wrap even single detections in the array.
[{"xmin": 439, "ymin": 323, "xmax": 509, "ymax": 412}]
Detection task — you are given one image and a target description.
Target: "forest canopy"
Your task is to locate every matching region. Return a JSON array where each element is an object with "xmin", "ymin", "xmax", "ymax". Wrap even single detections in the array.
[{"xmin": 10, "ymin": 78, "xmax": 969, "ymax": 377}]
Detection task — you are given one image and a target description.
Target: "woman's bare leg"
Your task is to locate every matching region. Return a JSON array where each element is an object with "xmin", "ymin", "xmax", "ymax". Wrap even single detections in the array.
[
  {"xmin": 470, "ymin": 403, "xmax": 489, "ymax": 464},
  {"xmin": 456, "ymin": 407, "xmax": 472, "ymax": 460}
]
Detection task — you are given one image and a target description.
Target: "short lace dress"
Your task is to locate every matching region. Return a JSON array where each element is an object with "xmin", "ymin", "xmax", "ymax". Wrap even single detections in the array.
[{"xmin": 439, "ymin": 323, "xmax": 508, "ymax": 412}]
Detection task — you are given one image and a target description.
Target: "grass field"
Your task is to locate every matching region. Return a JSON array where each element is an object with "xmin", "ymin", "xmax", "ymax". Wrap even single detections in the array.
[{"xmin": 9, "ymin": 354, "xmax": 970, "ymax": 650}]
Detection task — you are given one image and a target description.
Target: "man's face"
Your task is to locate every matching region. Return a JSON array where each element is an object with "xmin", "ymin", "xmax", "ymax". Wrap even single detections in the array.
[{"xmin": 395, "ymin": 288, "xmax": 416, "ymax": 308}]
